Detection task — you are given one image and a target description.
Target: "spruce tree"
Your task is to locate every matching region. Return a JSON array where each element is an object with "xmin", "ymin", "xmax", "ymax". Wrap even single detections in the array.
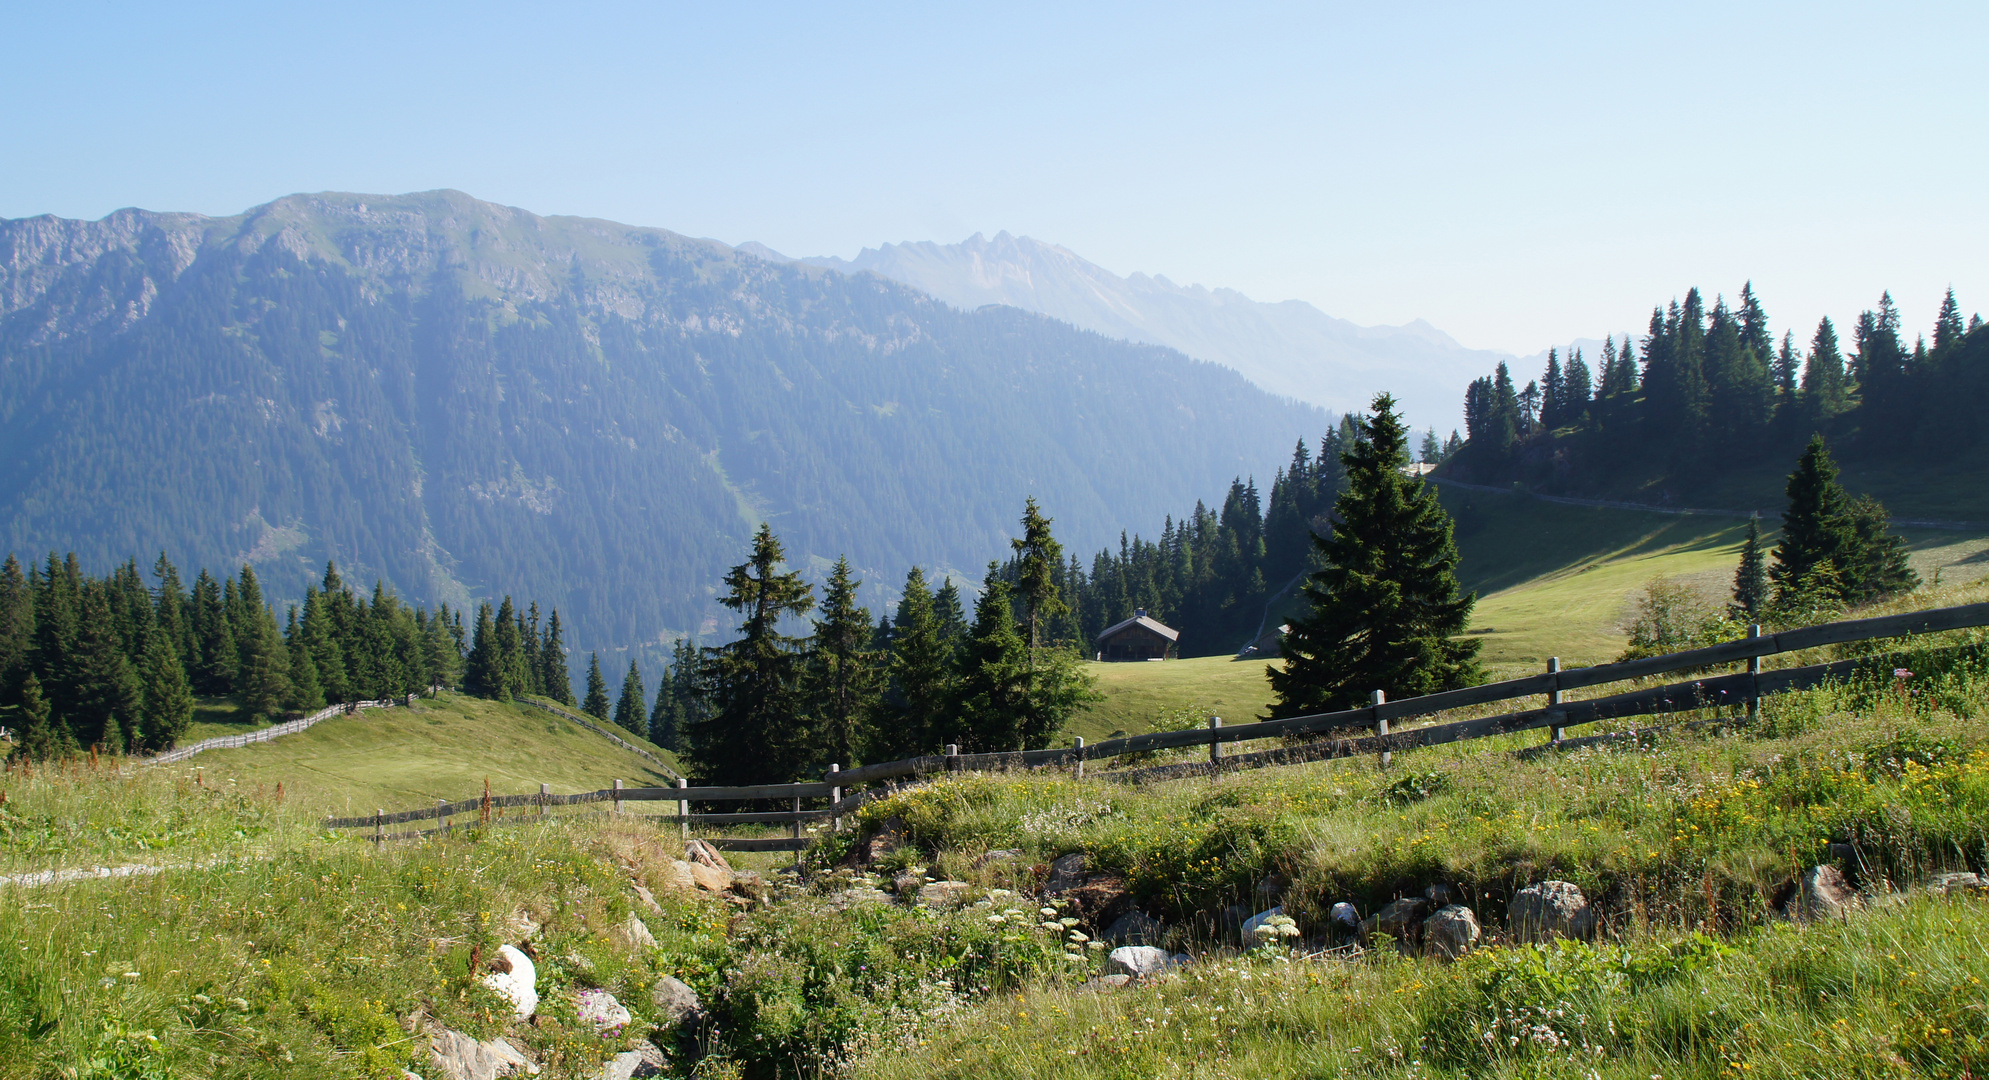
[
  {"xmin": 1801, "ymin": 318, "xmax": 1848, "ymax": 418},
  {"xmin": 1011, "ymin": 497, "xmax": 1068, "ymax": 671},
  {"xmin": 1769, "ymin": 436, "xmax": 1856, "ymax": 607},
  {"xmin": 613, "ymin": 658, "xmax": 647, "ymax": 736},
  {"xmin": 1933, "ymin": 287, "xmax": 1965, "ymax": 354},
  {"xmin": 151, "ymin": 553, "xmax": 189, "ymax": 672},
  {"xmin": 494, "ymin": 596, "xmax": 527, "ymax": 701},
  {"xmin": 235, "ymin": 608, "xmax": 293, "ymax": 721},
  {"xmin": 954, "ymin": 566, "xmax": 1030, "ymax": 751},
  {"xmin": 1731, "ymin": 519, "xmax": 1768, "ymax": 617},
  {"xmin": 284, "ymin": 607, "xmax": 324, "ymax": 710},
  {"xmin": 1844, "ymin": 494, "xmax": 1917, "ymax": 603},
  {"xmin": 540, "ymin": 610, "xmax": 572, "ymax": 704},
  {"xmin": 648, "ymin": 682, "xmax": 678, "ymax": 753},
  {"xmin": 140, "ymin": 632, "xmax": 195, "ymax": 750},
  {"xmin": 12, "ymin": 673, "xmax": 72, "ymax": 761},
  {"xmin": 521, "ymin": 603, "xmax": 545, "ymax": 698},
  {"xmin": 66, "ymin": 585, "xmax": 144, "ymax": 752},
  {"xmin": 690, "ymin": 524, "xmax": 816, "ymax": 784},
  {"xmin": 463, "ymin": 603, "xmax": 504, "ymax": 699},
  {"xmin": 189, "ymin": 569, "xmax": 235, "ymax": 695},
  {"xmin": 1268, "ymin": 393, "xmax": 1482, "ymax": 716},
  {"xmin": 0, "ymin": 554, "xmax": 32, "ymax": 706},
  {"xmin": 868, "ymin": 566, "xmax": 952, "ymax": 761},
  {"xmin": 802, "ymin": 556, "xmax": 880, "ymax": 768},
  {"xmin": 582, "ymin": 652, "xmax": 611, "ymax": 721},
  {"xmin": 932, "ymin": 579, "xmax": 969, "ymax": 645}
]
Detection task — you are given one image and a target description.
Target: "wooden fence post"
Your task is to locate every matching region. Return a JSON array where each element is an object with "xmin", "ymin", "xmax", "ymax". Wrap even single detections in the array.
[
  {"xmin": 375, "ymin": 808, "xmax": 383, "ymax": 844},
  {"xmin": 438, "ymin": 798, "xmax": 448, "ymax": 838},
  {"xmin": 1547, "ymin": 658, "xmax": 1564, "ymax": 744},
  {"xmin": 1073, "ymin": 737, "xmax": 1085, "ymax": 780},
  {"xmin": 677, "ymin": 778, "xmax": 689, "ymax": 843},
  {"xmin": 791, "ymin": 791, "xmax": 803, "ymax": 844},
  {"xmin": 613, "ymin": 778, "xmax": 623, "ymax": 816},
  {"xmin": 945, "ymin": 744, "xmax": 959, "ymax": 772},
  {"xmin": 1746, "ymin": 624, "xmax": 1763, "ymax": 727},
  {"xmin": 1208, "ymin": 716, "xmax": 1223, "ymax": 765},
  {"xmin": 829, "ymin": 765, "xmax": 842, "ymax": 834},
  {"xmin": 539, "ymin": 783, "xmax": 549, "ymax": 818},
  {"xmin": 1373, "ymin": 691, "xmax": 1389, "ymax": 768}
]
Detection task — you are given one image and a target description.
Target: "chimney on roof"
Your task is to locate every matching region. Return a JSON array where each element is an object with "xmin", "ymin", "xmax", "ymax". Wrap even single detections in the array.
[{"xmin": 1135, "ymin": 608, "xmax": 1146, "ymax": 618}]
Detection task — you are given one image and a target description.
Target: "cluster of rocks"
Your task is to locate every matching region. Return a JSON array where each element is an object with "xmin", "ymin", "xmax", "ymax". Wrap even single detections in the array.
[{"xmin": 408, "ymin": 840, "xmax": 728, "ymax": 1080}]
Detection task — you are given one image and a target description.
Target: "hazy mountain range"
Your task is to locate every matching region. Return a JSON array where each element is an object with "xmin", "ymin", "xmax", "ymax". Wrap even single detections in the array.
[
  {"xmin": 741, "ymin": 231, "xmax": 1511, "ymax": 432},
  {"xmin": 0, "ymin": 190, "xmax": 1322, "ymax": 668}
]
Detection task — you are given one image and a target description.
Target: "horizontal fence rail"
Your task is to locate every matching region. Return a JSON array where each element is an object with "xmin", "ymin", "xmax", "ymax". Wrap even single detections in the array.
[
  {"xmin": 514, "ymin": 698, "xmax": 682, "ymax": 779},
  {"xmin": 331, "ymin": 602, "xmax": 1988, "ymax": 849},
  {"xmin": 146, "ymin": 697, "xmax": 412, "ymax": 767}
]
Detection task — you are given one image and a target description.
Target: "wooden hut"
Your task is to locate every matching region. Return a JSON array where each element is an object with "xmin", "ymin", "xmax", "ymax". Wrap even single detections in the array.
[{"xmin": 1094, "ymin": 610, "xmax": 1179, "ymax": 661}]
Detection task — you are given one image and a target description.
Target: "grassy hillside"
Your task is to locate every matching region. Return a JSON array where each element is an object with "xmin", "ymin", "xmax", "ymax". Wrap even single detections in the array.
[{"xmin": 165, "ymin": 692, "xmax": 680, "ymax": 817}]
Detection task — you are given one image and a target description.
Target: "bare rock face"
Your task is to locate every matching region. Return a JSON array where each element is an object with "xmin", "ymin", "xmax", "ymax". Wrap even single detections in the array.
[
  {"xmin": 1107, "ymin": 945, "xmax": 1175, "ymax": 979},
  {"xmin": 658, "ymin": 860, "xmax": 698, "ymax": 892},
  {"xmin": 595, "ymin": 1048, "xmax": 666, "ymax": 1080},
  {"xmin": 1080, "ymin": 973, "xmax": 1133, "ymax": 992},
  {"xmin": 891, "ymin": 870, "xmax": 926, "ymax": 896},
  {"xmin": 686, "ymin": 861, "xmax": 732, "ymax": 894},
  {"xmin": 479, "ymin": 945, "xmax": 538, "ymax": 1021},
  {"xmin": 631, "ymin": 883, "xmax": 663, "ymax": 914},
  {"xmin": 1784, "ymin": 865, "xmax": 1860, "ymax": 920},
  {"xmin": 428, "ymin": 1028, "xmax": 538, "ymax": 1080},
  {"xmin": 573, "ymin": 989, "xmax": 632, "ymax": 1034},
  {"xmin": 684, "ymin": 840, "xmax": 733, "ymax": 874},
  {"xmin": 1105, "ymin": 910, "xmax": 1166, "ymax": 945},
  {"xmin": 1927, "ymin": 872, "xmax": 1987, "ymax": 896},
  {"xmin": 1422, "ymin": 905, "xmax": 1481, "ymax": 960},
  {"xmin": 650, "ymin": 975, "xmax": 704, "ymax": 1031},
  {"xmin": 1046, "ymin": 853, "xmax": 1091, "ymax": 894},
  {"xmin": 1063, "ymin": 875, "xmax": 1132, "ymax": 926},
  {"xmin": 616, "ymin": 912, "xmax": 657, "ymax": 951},
  {"xmin": 1511, "ymin": 881, "xmax": 1596, "ymax": 942},
  {"xmin": 854, "ymin": 817, "xmax": 907, "ymax": 865},
  {"xmin": 1359, "ymin": 897, "xmax": 1431, "ymax": 952},
  {"xmin": 917, "ymin": 880, "xmax": 974, "ymax": 907}
]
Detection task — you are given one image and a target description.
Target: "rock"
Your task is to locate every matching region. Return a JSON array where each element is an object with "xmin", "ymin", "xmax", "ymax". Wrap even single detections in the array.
[
  {"xmin": 1104, "ymin": 910, "xmax": 1166, "ymax": 945},
  {"xmin": 1423, "ymin": 882, "xmax": 1458, "ymax": 908},
  {"xmin": 855, "ymin": 817, "xmax": 906, "ymax": 865},
  {"xmin": 1784, "ymin": 864, "xmax": 1859, "ymax": 920},
  {"xmin": 1063, "ymin": 875, "xmax": 1132, "ymax": 925},
  {"xmin": 649, "ymin": 975, "xmax": 704, "ymax": 1030},
  {"xmin": 1511, "ymin": 881, "xmax": 1595, "ymax": 942},
  {"xmin": 686, "ymin": 861, "xmax": 732, "ymax": 894},
  {"xmin": 1219, "ymin": 903, "xmax": 1252, "ymax": 941},
  {"xmin": 891, "ymin": 870, "xmax": 925, "ymax": 896},
  {"xmin": 1107, "ymin": 945, "xmax": 1174, "ymax": 979},
  {"xmin": 684, "ymin": 839, "xmax": 733, "ymax": 874},
  {"xmin": 596, "ymin": 1050, "xmax": 663, "ymax": 1080},
  {"xmin": 658, "ymin": 860, "xmax": 698, "ymax": 892},
  {"xmin": 1329, "ymin": 902, "xmax": 1360, "ymax": 929},
  {"xmin": 428, "ymin": 1028, "xmax": 538, "ymax": 1080},
  {"xmin": 631, "ymin": 883, "xmax": 663, "ymax": 914},
  {"xmin": 479, "ymin": 945, "xmax": 538, "ymax": 1021},
  {"xmin": 728, "ymin": 870, "xmax": 767, "ymax": 902},
  {"xmin": 1239, "ymin": 906, "xmax": 1284, "ymax": 942},
  {"xmin": 1079, "ymin": 973, "xmax": 1133, "ymax": 992},
  {"xmin": 616, "ymin": 912, "xmax": 657, "ymax": 950},
  {"xmin": 828, "ymin": 886, "xmax": 892, "ymax": 909},
  {"xmin": 1422, "ymin": 905, "xmax": 1481, "ymax": 960},
  {"xmin": 1045, "ymin": 852, "xmax": 1091, "ymax": 894},
  {"xmin": 574, "ymin": 988, "xmax": 633, "ymax": 1034},
  {"xmin": 1828, "ymin": 843, "xmax": 1862, "ymax": 865},
  {"xmin": 1254, "ymin": 875, "xmax": 1290, "ymax": 906},
  {"xmin": 1358, "ymin": 897, "xmax": 1431, "ymax": 951},
  {"xmin": 917, "ymin": 880, "xmax": 974, "ymax": 907},
  {"xmin": 1927, "ymin": 872, "xmax": 1986, "ymax": 895},
  {"xmin": 500, "ymin": 908, "xmax": 542, "ymax": 941}
]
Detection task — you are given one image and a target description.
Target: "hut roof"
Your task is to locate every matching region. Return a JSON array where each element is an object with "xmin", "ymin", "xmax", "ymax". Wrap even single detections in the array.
[{"xmin": 1093, "ymin": 613, "xmax": 1180, "ymax": 645}]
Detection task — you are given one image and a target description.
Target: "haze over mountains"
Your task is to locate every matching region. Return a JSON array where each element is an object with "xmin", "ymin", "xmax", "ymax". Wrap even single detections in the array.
[
  {"xmin": 746, "ymin": 231, "xmax": 1511, "ymax": 432},
  {"xmin": 0, "ymin": 190, "xmax": 1321, "ymax": 668}
]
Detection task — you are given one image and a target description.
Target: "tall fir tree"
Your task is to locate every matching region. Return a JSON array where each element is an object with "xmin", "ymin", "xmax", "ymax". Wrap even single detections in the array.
[
  {"xmin": 582, "ymin": 652, "xmax": 611, "ymax": 721},
  {"xmin": 1268, "ymin": 393, "xmax": 1483, "ymax": 716},
  {"xmin": 12, "ymin": 672, "xmax": 72, "ymax": 761},
  {"xmin": 1769, "ymin": 435, "xmax": 1857, "ymax": 606},
  {"xmin": 1731, "ymin": 519, "xmax": 1768, "ymax": 617},
  {"xmin": 932, "ymin": 579, "xmax": 969, "ymax": 645},
  {"xmin": 689, "ymin": 524, "xmax": 816, "ymax": 784},
  {"xmin": 463, "ymin": 602, "xmax": 504, "ymax": 699},
  {"xmin": 953, "ymin": 565, "xmax": 1031, "ymax": 751},
  {"xmin": 613, "ymin": 658, "xmax": 647, "ymax": 736},
  {"xmin": 140, "ymin": 631, "xmax": 195, "ymax": 750},
  {"xmin": 1801, "ymin": 317, "xmax": 1849, "ymax": 418},
  {"xmin": 868, "ymin": 566, "xmax": 952, "ymax": 761},
  {"xmin": 540, "ymin": 609, "xmax": 572, "ymax": 704},
  {"xmin": 802, "ymin": 556, "xmax": 880, "ymax": 768},
  {"xmin": 284, "ymin": 607, "xmax": 324, "ymax": 710}
]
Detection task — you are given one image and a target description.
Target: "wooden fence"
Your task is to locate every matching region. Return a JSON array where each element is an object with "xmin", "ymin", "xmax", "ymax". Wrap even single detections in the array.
[
  {"xmin": 146, "ymin": 696, "xmax": 414, "ymax": 767},
  {"xmin": 325, "ymin": 601, "xmax": 1989, "ymax": 848},
  {"xmin": 513, "ymin": 697, "xmax": 682, "ymax": 779}
]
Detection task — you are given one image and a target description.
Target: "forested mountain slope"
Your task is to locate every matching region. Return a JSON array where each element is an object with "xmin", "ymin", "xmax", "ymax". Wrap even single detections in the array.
[{"xmin": 0, "ymin": 190, "xmax": 1321, "ymax": 664}]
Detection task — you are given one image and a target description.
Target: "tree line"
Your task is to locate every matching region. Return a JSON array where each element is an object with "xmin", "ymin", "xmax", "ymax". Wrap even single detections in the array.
[{"xmin": 0, "ymin": 556, "xmax": 470, "ymax": 761}]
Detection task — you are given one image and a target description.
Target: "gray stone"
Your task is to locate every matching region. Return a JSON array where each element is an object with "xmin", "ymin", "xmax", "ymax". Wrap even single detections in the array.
[
  {"xmin": 649, "ymin": 975, "xmax": 703, "ymax": 1030},
  {"xmin": 631, "ymin": 883, "xmax": 663, "ymax": 914},
  {"xmin": 1239, "ymin": 906, "xmax": 1284, "ymax": 942},
  {"xmin": 828, "ymin": 886, "xmax": 893, "ymax": 909},
  {"xmin": 1423, "ymin": 882, "xmax": 1458, "ymax": 908},
  {"xmin": 574, "ymin": 989, "xmax": 632, "ymax": 1034},
  {"xmin": 1511, "ymin": 881, "xmax": 1595, "ymax": 942},
  {"xmin": 428, "ymin": 1029, "xmax": 538, "ymax": 1080},
  {"xmin": 1784, "ymin": 865, "xmax": 1859, "ymax": 920},
  {"xmin": 1079, "ymin": 973, "xmax": 1133, "ymax": 992},
  {"xmin": 891, "ymin": 870, "xmax": 925, "ymax": 896},
  {"xmin": 917, "ymin": 880, "xmax": 973, "ymax": 907},
  {"xmin": 1107, "ymin": 945, "xmax": 1174, "ymax": 978},
  {"xmin": 1927, "ymin": 872, "xmax": 1987, "ymax": 896},
  {"xmin": 1104, "ymin": 909, "xmax": 1166, "ymax": 945},
  {"xmin": 1046, "ymin": 852, "xmax": 1091, "ymax": 894},
  {"xmin": 1358, "ymin": 897, "xmax": 1431, "ymax": 951},
  {"xmin": 478, "ymin": 945, "xmax": 538, "ymax": 1021},
  {"xmin": 616, "ymin": 912, "xmax": 657, "ymax": 950},
  {"xmin": 1328, "ymin": 901, "xmax": 1360, "ymax": 929},
  {"xmin": 1254, "ymin": 875, "xmax": 1289, "ymax": 906},
  {"xmin": 596, "ymin": 1050, "xmax": 664, "ymax": 1080},
  {"xmin": 973, "ymin": 848, "xmax": 1026, "ymax": 868},
  {"xmin": 1422, "ymin": 905, "xmax": 1481, "ymax": 960}
]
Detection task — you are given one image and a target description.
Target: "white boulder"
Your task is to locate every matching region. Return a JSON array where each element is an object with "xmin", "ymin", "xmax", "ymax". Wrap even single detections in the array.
[{"xmin": 479, "ymin": 945, "xmax": 538, "ymax": 1021}]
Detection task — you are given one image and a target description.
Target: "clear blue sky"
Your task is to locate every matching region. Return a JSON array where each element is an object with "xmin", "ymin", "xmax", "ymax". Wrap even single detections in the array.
[{"xmin": 4, "ymin": 1, "xmax": 1982, "ymax": 354}]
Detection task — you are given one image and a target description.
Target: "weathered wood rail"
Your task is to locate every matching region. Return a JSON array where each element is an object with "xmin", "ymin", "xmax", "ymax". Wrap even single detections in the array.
[{"xmin": 327, "ymin": 602, "xmax": 1988, "ymax": 848}]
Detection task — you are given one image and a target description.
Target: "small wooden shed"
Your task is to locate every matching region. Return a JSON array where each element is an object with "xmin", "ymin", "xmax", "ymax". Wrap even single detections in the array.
[{"xmin": 1094, "ymin": 610, "xmax": 1180, "ymax": 661}]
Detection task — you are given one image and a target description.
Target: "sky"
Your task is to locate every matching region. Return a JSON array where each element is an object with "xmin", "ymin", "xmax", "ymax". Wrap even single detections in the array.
[{"xmin": 3, "ymin": 1, "xmax": 1983, "ymax": 355}]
